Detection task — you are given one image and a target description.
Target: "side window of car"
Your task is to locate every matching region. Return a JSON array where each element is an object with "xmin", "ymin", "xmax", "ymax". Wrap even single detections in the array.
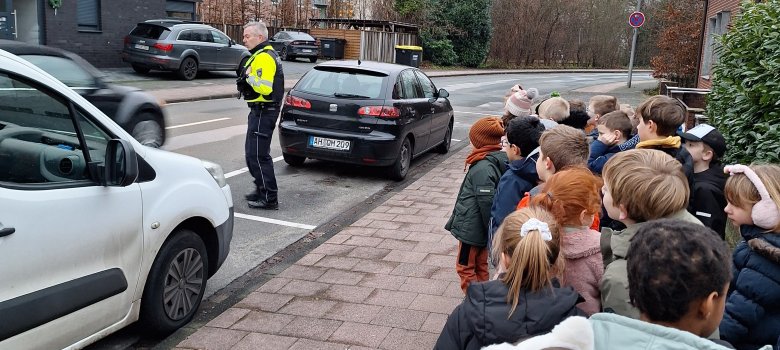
[
  {"xmin": 0, "ymin": 72, "xmax": 108, "ymax": 186},
  {"xmin": 414, "ymin": 70, "xmax": 436, "ymax": 99},
  {"xmin": 178, "ymin": 30, "xmax": 192, "ymax": 41},
  {"xmin": 400, "ymin": 70, "xmax": 422, "ymax": 99},
  {"xmin": 195, "ymin": 30, "xmax": 213, "ymax": 43},
  {"xmin": 210, "ymin": 30, "xmax": 228, "ymax": 45}
]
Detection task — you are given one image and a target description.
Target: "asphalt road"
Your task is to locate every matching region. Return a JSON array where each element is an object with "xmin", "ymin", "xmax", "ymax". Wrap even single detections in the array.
[{"xmin": 87, "ymin": 71, "xmax": 654, "ymax": 349}]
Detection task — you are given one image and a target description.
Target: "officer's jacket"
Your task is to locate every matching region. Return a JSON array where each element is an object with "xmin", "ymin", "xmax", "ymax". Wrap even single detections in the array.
[{"xmin": 242, "ymin": 41, "xmax": 284, "ymax": 103}]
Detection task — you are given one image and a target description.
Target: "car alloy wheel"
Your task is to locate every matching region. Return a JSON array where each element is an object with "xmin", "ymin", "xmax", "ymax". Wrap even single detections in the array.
[
  {"xmin": 390, "ymin": 138, "xmax": 411, "ymax": 181},
  {"xmin": 178, "ymin": 57, "xmax": 198, "ymax": 80},
  {"xmin": 281, "ymin": 47, "xmax": 289, "ymax": 61},
  {"xmin": 131, "ymin": 114, "xmax": 164, "ymax": 148},
  {"xmin": 140, "ymin": 229, "xmax": 208, "ymax": 334}
]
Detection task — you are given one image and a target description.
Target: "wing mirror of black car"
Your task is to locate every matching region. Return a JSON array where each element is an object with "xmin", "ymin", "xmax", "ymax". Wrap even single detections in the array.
[
  {"xmin": 437, "ymin": 88, "xmax": 449, "ymax": 99},
  {"xmin": 94, "ymin": 139, "xmax": 138, "ymax": 187},
  {"xmin": 228, "ymin": 39, "xmax": 234, "ymax": 47}
]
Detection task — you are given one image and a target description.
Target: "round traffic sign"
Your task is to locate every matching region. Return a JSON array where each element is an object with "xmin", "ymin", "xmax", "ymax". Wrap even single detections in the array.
[{"xmin": 629, "ymin": 11, "xmax": 645, "ymax": 28}]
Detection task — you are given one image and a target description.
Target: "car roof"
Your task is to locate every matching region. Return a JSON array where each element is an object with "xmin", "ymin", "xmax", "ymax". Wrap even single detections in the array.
[
  {"xmin": 140, "ymin": 19, "xmax": 209, "ymax": 30},
  {"xmin": 0, "ymin": 39, "xmax": 70, "ymax": 58},
  {"xmin": 314, "ymin": 60, "xmax": 414, "ymax": 75}
]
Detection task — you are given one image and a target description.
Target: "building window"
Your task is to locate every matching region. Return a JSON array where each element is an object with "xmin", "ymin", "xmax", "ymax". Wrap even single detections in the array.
[
  {"xmin": 77, "ymin": 0, "xmax": 101, "ymax": 31},
  {"xmin": 166, "ymin": 1, "xmax": 196, "ymax": 21},
  {"xmin": 701, "ymin": 11, "xmax": 731, "ymax": 78}
]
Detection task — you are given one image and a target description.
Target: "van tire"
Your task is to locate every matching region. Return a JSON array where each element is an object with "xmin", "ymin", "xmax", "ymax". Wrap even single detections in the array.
[{"xmin": 140, "ymin": 229, "xmax": 208, "ymax": 334}]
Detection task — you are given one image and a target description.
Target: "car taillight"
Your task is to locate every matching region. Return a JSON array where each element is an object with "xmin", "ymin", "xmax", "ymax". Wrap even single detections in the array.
[
  {"xmin": 285, "ymin": 95, "xmax": 311, "ymax": 109},
  {"xmin": 153, "ymin": 43, "xmax": 174, "ymax": 52},
  {"xmin": 358, "ymin": 106, "xmax": 400, "ymax": 119}
]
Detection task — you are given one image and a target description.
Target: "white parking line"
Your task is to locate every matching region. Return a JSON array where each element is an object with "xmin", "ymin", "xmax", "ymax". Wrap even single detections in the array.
[
  {"xmin": 451, "ymin": 138, "xmax": 462, "ymax": 142},
  {"xmin": 455, "ymin": 110, "xmax": 503, "ymax": 116},
  {"xmin": 235, "ymin": 213, "xmax": 316, "ymax": 230},
  {"xmin": 166, "ymin": 117, "xmax": 231, "ymax": 129},
  {"xmin": 224, "ymin": 156, "xmax": 284, "ymax": 179}
]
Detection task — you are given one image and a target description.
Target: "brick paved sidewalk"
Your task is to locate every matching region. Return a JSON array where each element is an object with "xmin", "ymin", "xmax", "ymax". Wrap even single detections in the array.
[{"xmin": 175, "ymin": 147, "xmax": 470, "ymax": 350}]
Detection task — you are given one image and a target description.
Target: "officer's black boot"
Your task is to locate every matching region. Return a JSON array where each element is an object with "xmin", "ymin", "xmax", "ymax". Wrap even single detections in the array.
[
  {"xmin": 247, "ymin": 199, "xmax": 278, "ymax": 210},
  {"xmin": 245, "ymin": 189, "xmax": 261, "ymax": 201}
]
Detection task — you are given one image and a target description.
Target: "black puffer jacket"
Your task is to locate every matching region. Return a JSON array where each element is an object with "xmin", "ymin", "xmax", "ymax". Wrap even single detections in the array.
[{"xmin": 434, "ymin": 279, "xmax": 584, "ymax": 350}]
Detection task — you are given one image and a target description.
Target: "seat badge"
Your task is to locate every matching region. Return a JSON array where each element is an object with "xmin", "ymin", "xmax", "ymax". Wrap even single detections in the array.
[{"xmin": 329, "ymin": 104, "xmax": 338, "ymax": 112}]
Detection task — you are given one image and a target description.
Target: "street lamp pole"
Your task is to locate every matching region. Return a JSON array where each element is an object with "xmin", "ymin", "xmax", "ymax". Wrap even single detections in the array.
[{"xmin": 627, "ymin": 0, "xmax": 642, "ymax": 88}]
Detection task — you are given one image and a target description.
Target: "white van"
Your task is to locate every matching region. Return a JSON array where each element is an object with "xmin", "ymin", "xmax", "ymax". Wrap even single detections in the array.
[{"xmin": 0, "ymin": 49, "xmax": 233, "ymax": 349}]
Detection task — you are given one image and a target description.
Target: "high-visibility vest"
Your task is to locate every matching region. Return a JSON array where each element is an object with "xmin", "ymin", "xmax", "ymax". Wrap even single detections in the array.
[{"xmin": 242, "ymin": 43, "xmax": 285, "ymax": 103}]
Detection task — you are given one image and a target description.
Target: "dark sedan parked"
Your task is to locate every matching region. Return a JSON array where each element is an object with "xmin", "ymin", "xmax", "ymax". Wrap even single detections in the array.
[
  {"xmin": 269, "ymin": 31, "xmax": 319, "ymax": 63},
  {"xmin": 0, "ymin": 40, "xmax": 167, "ymax": 147},
  {"xmin": 278, "ymin": 60, "xmax": 453, "ymax": 180}
]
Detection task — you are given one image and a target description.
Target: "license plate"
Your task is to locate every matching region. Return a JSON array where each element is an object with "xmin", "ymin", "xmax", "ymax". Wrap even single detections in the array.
[
  {"xmin": 135, "ymin": 44, "xmax": 149, "ymax": 50},
  {"xmin": 309, "ymin": 136, "xmax": 351, "ymax": 151},
  {"xmin": 302, "ymin": 49, "xmax": 312, "ymax": 53}
]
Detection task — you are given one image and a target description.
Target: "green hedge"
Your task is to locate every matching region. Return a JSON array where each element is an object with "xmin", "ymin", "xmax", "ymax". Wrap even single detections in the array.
[{"xmin": 708, "ymin": 0, "xmax": 780, "ymax": 164}]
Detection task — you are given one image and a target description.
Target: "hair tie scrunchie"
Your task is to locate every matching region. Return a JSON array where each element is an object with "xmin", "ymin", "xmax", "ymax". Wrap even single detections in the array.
[{"xmin": 520, "ymin": 218, "xmax": 553, "ymax": 241}]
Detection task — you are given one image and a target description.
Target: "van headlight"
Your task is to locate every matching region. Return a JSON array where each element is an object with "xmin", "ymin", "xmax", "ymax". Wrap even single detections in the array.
[{"xmin": 202, "ymin": 160, "xmax": 227, "ymax": 188}]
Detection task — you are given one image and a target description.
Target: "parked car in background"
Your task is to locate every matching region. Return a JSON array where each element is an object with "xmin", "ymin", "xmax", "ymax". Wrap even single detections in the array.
[
  {"xmin": 0, "ymin": 40, "xmax": 167, "ymax": 148},
  {"xmin": 278, "ymin": 60, "xmax": 454, "ymax": 180},
  {"xmin": 122, "ymin": 20, "xmax": 250, "ymax": 81},
  {"xmin": 0, "ymin": 48, "xmax": 233, "ymax": 349},
  {"xmin": 269, "ymin": 31, "xmax": 319, "ymax": 63}
]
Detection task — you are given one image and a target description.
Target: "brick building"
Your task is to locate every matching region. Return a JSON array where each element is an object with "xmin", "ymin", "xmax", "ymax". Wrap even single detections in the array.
[
  {"xmin": 0, "ymin": 0, "xmax": 200, "ymax": 67},
  {"xmin": 696, "ymin": 0, "xmax": 742, "ymax": 89}
]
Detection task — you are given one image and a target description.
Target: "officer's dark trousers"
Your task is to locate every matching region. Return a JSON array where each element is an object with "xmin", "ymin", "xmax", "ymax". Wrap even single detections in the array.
[{"xmin": 245, "ymin": 103, "xmax": 279, "ymax": 203}]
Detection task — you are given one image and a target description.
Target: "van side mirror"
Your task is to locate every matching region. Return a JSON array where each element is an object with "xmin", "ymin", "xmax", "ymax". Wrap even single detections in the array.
[
  {"xmin": 437, "ymin": 88, "xmax": 449, "ymax": 98},
  {"xmin": 104, "ymin": 139, "xmax": 138, "ymax": 186}
]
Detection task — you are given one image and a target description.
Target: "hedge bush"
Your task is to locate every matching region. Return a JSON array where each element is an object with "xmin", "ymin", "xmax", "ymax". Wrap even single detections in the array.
[{"xmin": 708, "ymin": 0, "xmax": 780, "ymax": 164}]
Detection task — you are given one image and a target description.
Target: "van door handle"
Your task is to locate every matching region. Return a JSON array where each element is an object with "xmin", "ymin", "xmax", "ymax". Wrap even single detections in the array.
[{"xmin": 0, "ymin": 226, "xmax": 15, "ymax": 237}]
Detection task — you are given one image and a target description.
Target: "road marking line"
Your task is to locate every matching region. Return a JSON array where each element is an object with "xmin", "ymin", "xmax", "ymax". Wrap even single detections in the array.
[
  {"xmin": 166, "ymin": 118, "xmax": 231, "ymax": 129},
  {"xmin": 224, "ymin": 156, "xmax": 285, "ymax": 179},
  {"xmin": 451, "ymin": 138, "xmax": 461, "ymax": 142},
  {"xmin": 235, "ymin": 213, "xmax": 316, "ymax": 230},
  {"xmin": 455, "ymin": 110, "xmax": 503, "ymax": 116}
]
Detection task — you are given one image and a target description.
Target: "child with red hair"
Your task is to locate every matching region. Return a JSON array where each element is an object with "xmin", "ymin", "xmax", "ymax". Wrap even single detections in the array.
[{"xmin": 530, "ymin": 167, "xmax": 604, "ymax": 315}]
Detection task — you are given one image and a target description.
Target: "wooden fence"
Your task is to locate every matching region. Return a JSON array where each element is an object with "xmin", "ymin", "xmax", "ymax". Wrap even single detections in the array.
[
  {"xmin": 360, "ymin": 31, "xmax": 418, "ymax": 63},
  {"xmin": 203, "ymin": 23, "xmax": 309, "ymax": 43},
  {"xmin": 308, "ymin": 28, "xmax": 362, "ymax": 59}
]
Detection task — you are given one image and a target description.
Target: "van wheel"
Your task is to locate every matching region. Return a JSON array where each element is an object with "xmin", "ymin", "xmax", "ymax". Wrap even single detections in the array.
[
  {"xmin": 130, "ymin": 112, "xmax": 165, "ymax": 148},
  {"xmin": 283, "ymin": 152, "xmax": 305, "ymax": 166},
  {"xmin": 140, "ymin": 229, "xmax": 208, "ymax": 334},
  {"xmin": 177, "ymin": 57, "xmax": 198, "ymax": 80},
  {"xmin": 132, "ymin": 64, "xmax": 151, "ymax": 74},
  {"xmin": 435, "ymin": 119, "xmax": 453, "ymax": 154},
  {"xmin": 389, "ymin": 137, "xmax": 411, "ymax": 181}
]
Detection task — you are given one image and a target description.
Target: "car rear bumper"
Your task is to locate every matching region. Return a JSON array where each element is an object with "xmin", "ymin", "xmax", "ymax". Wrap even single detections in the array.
[
  {"xmin": 121, "ymin": 51, "xmax": 181, "ymax": 70},
  {"xmin": 279, "ymin": 121, "xmax": 402, "ymax": 166},
  {"xmin": 289, "ymin": 47, "xmax": 319, "ymax": 57}
]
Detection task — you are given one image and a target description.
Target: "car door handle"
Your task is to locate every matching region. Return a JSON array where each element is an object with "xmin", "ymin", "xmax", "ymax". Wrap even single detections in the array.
[{"xmin": 0, "ymin": 226, "xmax": 15, "ymax": 237}]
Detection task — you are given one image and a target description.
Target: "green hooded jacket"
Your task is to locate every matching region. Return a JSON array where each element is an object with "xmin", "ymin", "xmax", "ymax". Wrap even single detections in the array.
[
  {"xmin": 445, "ymin": 151, "xmax": 508, "ymax": 247},
  {"xmin": 600, "ymin": 210, "xmax": 702, "ymax": 319}
]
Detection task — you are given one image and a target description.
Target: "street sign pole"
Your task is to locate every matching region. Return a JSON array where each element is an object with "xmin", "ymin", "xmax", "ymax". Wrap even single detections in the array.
[{"xmin": 627, "ymin": 0, "xmax": 643, "ymax": 88}]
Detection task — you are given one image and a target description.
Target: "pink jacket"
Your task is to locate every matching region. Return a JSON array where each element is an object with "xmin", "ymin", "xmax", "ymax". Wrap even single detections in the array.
[{"xmin": 560, "ymin": 227, "xmax": 604, "ymax": 316}]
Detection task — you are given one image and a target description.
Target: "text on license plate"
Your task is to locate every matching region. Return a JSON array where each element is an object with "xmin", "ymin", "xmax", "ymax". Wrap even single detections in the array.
[
  {"xmin": 135, "ymin": 44, "xmax": 149, "ymax": 50},
  {"xmin": 309, "ymin": 136, "xmax": 350, "ymax": 151},
  {"xmin": 302, "ymin": 49, "xmax": 312, "ymax": 53}
]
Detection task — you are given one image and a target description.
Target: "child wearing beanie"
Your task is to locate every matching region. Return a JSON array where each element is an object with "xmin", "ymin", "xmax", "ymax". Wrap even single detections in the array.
[{"xmin": 446, "ymin": 116, "xmax": 509, "ymax": 293}]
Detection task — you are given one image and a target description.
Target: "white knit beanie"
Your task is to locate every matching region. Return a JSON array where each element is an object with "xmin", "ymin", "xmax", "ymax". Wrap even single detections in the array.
[{"xmin": 505, "ymin": 88, "xmax": 538, "ymax": 118}]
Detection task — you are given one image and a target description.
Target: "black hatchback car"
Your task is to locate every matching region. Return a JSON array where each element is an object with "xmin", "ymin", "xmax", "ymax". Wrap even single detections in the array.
[
  {"xmin": 0, "ymin": 40, "xmax": 167, "ymax": 147},
  {"xmin": 278, "ymin": 61, "xmax": 453, "ymax": 180}
]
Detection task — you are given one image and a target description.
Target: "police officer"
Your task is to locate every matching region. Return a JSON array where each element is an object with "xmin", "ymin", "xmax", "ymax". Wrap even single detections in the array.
[{"xmin": 238, "ymin": 21, "xmax": 284, "ymax": 210}]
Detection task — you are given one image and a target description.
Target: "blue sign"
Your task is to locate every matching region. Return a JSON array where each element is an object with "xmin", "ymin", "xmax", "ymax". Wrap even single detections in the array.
[{"xmin": 629, "ymin": 11, "xmax": 645, "ymax": 28}]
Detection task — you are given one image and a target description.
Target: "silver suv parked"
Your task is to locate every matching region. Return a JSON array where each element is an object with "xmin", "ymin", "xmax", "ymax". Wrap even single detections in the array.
[{"xmin": 122, "ymin": 20, "xmax": 250, "ymax": 81}]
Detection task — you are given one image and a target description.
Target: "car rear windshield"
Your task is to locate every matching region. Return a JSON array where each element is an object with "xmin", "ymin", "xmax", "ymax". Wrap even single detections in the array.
[
  {"xmin": 130, "ymin": 24, "xmax": 171, "ymax": 40},
  {"xmin": 296, "ymin": 68, "xmax": 386, "ymax": 99},
  {"xmin": 289, "ymin": 32, "xmax": 315, "ymax": 41}
]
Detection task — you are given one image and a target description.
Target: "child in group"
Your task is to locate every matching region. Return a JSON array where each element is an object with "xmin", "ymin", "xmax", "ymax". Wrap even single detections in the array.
[
  {"xmin": 485, "ymin": 219, "xmax": 755, "ymax": 350},
  {"xmin": 600, "ymin": 149, "xmax": 702, "ymax": 319},
  {"xmin": 435, "ymin": 207, "xmax": 585, "ymax": 350},
  {"xmin": 585, "ymin": 95, "xmax": 619, "ymax": 135},
  {"xmin": 530, "ymin": 167, "xmax": 604, "ymax": 315},
  {"xmin": 634, "ymin": 95, "xmax": 694, "ymax": 187},
  {"xmin": 445, "ymin": 117, "xmax": 508, "ymax": 293},
  {"xmin": 537, "ymin": 96, "xmax": 570, "ymax": 123},
  {"xmin": 502, "ymin": 87, "xmax": 538, "ymax": 126},
  {"xmin": 720, "ymin": 164, "xmax": 780, "ymax": 350},
  {"xmin": 560, "ymin": 99, "xmax": 591, "ymax": 131},
  {"xmin": 489, "ymin": 116, "xmax": 546, "ymax": 258},
  {"xmin": 680, "ymin": 124, "xmax": 728, "ymax": 239},
  {"xmin": 588, "ymin": 110, "xmax": 633, "ymax": 175}
]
